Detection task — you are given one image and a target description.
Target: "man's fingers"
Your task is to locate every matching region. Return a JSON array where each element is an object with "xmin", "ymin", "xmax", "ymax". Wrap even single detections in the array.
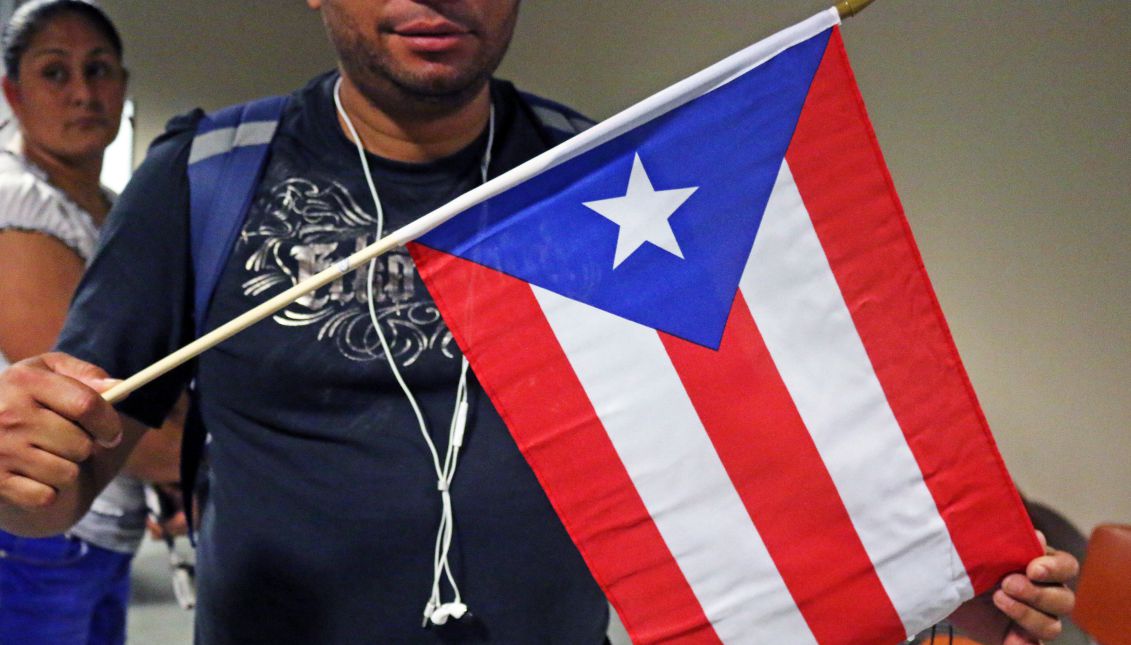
[
  {"xmin": 1002, "ymin": 572, "xmax": 1076, "ymax": 616},
  {"xmin": 39, "ymin": 352, "xmax": 112, "ymax": 385},
  {"xmin": 995, "ymin": 568, "xmax": 1077, "ymax": 643},
  {"xmin": 12, "ymin": 447, "xmax": 83, "ymax": 490},
  {"xmin": 993, "ymin": 587, "xmax": 1063, "ymax": 641},
  {"xmin": 8, "ymin": 357, "xmax": 123, "ymax": 448},
  {"xmin": 0, "ymin": 392, "xmax": 97, "ymax": 469},
  {"xmin": 1027, "ymin": 547, "xmax": 1080, "ymax": 584},
  {"xmin": 0, "ymin": 354, "xmax": 127, "ymax": 517},
  {"xmin": 0, "ymin": 472, "xmax": 60, "ymax": 509},
  {"xmin": 27, "ymin": 411, "xmax": 96, "ymax": 464}
]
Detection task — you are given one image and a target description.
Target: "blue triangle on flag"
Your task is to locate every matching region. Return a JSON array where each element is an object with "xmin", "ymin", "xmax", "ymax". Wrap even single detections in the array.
[{"xmin": 419, "ymin": 28, "xmax": 831, "ymax": 349}]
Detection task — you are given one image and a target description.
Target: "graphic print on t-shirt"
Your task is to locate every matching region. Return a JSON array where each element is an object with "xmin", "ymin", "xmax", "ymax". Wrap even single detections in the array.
[{"xmin": 237, "ymin": 176, "xmax": 457, "ymax": 365}]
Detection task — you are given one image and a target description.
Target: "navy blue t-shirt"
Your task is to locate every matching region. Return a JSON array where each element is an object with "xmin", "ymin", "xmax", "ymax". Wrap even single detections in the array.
[{"xmin": 59, "ymin": 72, "xmax": 607, "ymax": 644}]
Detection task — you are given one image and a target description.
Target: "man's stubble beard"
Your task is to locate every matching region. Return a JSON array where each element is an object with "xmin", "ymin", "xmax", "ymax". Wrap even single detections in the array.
[{"xmin": 336, "ymin": 28, "xmax": 513, "ymax": 117}]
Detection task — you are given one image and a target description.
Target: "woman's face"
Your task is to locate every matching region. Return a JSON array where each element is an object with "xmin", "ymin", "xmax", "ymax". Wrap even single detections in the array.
[{"xmin": 2, "ymin": 12, "xmax": 127, "ymax": 163}]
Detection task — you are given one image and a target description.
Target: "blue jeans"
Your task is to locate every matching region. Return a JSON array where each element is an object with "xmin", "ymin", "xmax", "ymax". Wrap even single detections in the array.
[{"xmin": 0, "ymin": 530, "xmax": 133, "ymax": 645}]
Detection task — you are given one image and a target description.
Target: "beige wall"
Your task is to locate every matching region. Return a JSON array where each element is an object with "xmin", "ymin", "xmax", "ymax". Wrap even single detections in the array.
[
  {"xmin": 98, "ymin": 1, "xmax": 1128, "ymax": 535},
  {"xmin": 98, "ymin": 0, "xmax": 337, "ymax": 160}
]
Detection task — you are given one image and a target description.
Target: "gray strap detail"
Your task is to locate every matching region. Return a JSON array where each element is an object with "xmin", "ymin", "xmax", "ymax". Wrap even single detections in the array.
[
  {"xmin": 569, "ymin": 115, "xmax": 595, "ymax": 133},
  {"xmin": 188, "ymin": 120, "xmax": 279, "ymax": 165},
  {"xmin": 532, "ymin": 105, "xmax": 584, "ymax": 134}
]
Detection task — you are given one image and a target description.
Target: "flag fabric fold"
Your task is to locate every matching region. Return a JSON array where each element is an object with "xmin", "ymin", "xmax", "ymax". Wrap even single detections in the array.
[{"xmin": 409, "ymin": 8, "xmax": 1041, "ymax": 644}]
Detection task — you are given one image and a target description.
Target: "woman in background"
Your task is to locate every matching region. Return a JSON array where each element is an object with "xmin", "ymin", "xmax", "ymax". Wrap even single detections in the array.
[{"xmin": 0, "ymin": 2, "xmax": 181, "ymax": 644}]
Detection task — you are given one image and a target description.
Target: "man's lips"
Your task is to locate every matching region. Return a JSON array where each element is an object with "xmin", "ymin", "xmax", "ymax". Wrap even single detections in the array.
[{"xmin": 390, "ymin": 19, "xmax": 473, "ymax": 52}]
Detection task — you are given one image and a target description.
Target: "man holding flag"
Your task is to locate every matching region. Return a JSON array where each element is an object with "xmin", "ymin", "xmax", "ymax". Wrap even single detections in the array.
[{"xmin": 0, "ymin": 1, "xmax": 1076, "ymax": 643}]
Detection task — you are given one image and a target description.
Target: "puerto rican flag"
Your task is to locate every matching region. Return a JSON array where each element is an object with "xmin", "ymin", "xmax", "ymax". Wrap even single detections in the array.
[{"xmin": 409, "ymin": 9, "xmax": 1040, "ymax": 644}]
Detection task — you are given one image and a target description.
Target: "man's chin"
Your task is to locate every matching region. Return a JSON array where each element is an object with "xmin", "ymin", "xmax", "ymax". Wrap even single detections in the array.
[{"xmin": 385, "ymin": 70, "xmax": 489, "ymax": 108}]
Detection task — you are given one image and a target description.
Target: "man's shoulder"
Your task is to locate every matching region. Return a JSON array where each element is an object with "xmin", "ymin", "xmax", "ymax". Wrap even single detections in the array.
[
  {"xmin": 499, "ymin": 81, "xmax": 596, "ymax": 145},
  {"xmin": 153, "ymin": 72, "xmax": 335, "ymax": 156},
  {"xmin": 147, "ymin": 109, "xmax": 205, "ymax": 162},
  {"xmin": 520, "ymin": 90, "xmax": 596, "ymax": 135}
]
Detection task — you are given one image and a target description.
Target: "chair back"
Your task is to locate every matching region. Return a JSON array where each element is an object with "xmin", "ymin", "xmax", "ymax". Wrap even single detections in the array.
[{"xmin": 1073, "ymin": 523, "xmax": 1131, "ymax": 645}]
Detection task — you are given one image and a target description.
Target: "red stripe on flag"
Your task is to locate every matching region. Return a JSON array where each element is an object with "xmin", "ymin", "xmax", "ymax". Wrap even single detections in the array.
[
  {"xmin": 661, "ymin": 292, "xmax": 907, "ymax": 645},
  {"xmin": 784, "ymin": 27, "xmax": 1040, "ymax": 593},
  {"xmin": 411, "ymin": 244, "xmax": 719, "ymax": 644}
]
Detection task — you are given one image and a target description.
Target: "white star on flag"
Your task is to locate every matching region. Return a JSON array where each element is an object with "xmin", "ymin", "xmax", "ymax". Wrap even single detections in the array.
[{"xmin": 583, "ymin": 153, "xmax": 698, "ymax": 269}]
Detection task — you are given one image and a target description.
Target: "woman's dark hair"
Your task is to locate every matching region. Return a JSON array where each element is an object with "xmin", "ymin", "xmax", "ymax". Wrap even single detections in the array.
[{"xmin": 2, "ymin": 0, "xmax": 122, "ymax": 80}]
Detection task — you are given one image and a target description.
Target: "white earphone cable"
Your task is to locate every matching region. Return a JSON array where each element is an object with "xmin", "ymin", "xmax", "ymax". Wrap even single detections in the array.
[{"xmin": 333, "ymin": 77, "xmax": 494, "ymax": 627}]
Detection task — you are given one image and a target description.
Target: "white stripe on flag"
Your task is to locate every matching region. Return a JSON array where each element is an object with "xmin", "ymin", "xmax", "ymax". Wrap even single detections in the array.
[
  {"xmin": 532, "ymin": 286, "xmax": 817, "ymax": 645},
  {"xmin": 740, "ymin": 160, "xmax": 974, "ymax": 634}
]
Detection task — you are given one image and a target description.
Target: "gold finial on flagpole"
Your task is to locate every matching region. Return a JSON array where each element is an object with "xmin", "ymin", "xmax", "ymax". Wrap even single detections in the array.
[{"xmin": 836, "ymin": 0, "xmax": 877, "ymax": 19}]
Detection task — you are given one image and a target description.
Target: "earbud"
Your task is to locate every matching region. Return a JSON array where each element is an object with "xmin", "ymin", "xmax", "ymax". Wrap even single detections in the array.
[{"xmin": 427, "ymin": 601, "xmax": 468, "ymax": 625}]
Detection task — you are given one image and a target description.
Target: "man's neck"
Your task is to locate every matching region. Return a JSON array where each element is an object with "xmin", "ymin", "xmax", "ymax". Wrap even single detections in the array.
[{"xmin": 335, "ymin": 72, "xmax": 491, "ymax": 164}]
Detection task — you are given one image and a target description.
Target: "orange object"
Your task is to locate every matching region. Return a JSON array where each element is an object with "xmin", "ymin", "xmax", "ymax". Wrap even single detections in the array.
[{"xmin": 1074, "ymin": 524, "xmax": 1131, "ymax": 645}]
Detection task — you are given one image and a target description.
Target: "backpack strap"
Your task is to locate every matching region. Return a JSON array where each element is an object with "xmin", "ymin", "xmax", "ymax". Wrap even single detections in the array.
[
  {"xmin": 520, "ymin": 91, "xmax": 595, "ymax": 146},
  {"xmin": 187, "ymin": 95, "xmax": 288, "ymax": 336},
  {"xmin": 181, "ymin": 95, "xmax": 288, "ymax": 540}
]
